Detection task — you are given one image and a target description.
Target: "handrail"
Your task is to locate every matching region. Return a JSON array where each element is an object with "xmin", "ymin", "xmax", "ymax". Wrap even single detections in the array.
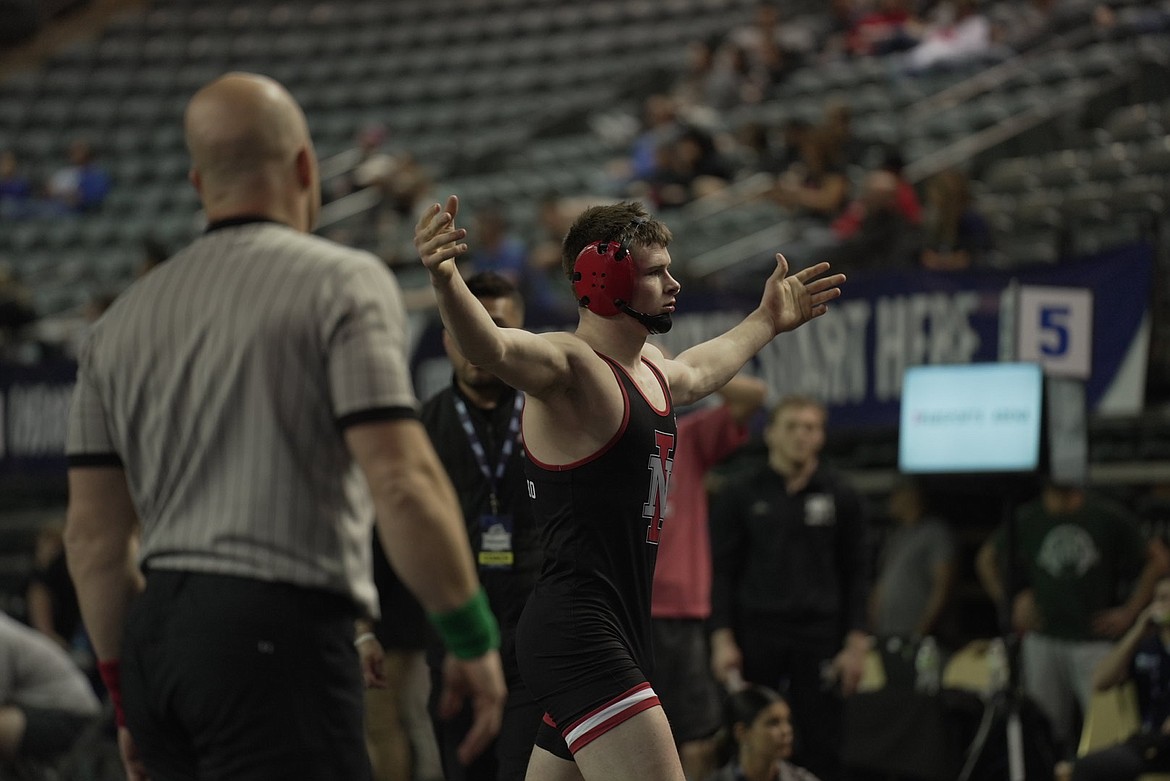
[
  {"xmin": 318, "ymin": 148, "xmax": 364, "ymax": 182},
  {"xmin": 679, "ymin": 172, "xmax": 775, "ymax": 221},
  {"xmin": 685, "ymin": 221, "xmax": 796, "ymax": 280},
  {"xmin": 316, "ymin": 186, "xmax": 382, "ymax": 232},
  {"xmin": 903, "ymin": 68, "xmax": 1134, "ymax": 184},
  {"xmin": 905, "ymin": 24, "xmax": 1100, "ymax": 121}
]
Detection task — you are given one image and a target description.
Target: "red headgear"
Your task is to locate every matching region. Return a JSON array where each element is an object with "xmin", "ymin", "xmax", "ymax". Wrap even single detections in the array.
[
  {"xmin": 571, "ymin": 217, "xmax": 646, "ymax": 317},
  {"xmin": 571, "ymin": 240, "xmax": 635, "ymax": 317}
]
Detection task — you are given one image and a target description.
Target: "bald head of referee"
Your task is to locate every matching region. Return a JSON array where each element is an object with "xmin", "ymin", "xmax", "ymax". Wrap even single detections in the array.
[{"xmin": 184, "ymin": 72, "xmax": 321, "ymax": 233}]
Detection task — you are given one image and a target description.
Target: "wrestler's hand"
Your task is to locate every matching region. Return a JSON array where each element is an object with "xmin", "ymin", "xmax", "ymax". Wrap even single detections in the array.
[
  {"xmin": 438, "ymin": 650, "xmax": 507, "ymax": 765},
  {"xmin": 758, "ymin": 254, "xmax": 845, "ymax": 335},
  {"xmin": 415, "ymin": 195, "xmax": 468, "ymax": 284}
]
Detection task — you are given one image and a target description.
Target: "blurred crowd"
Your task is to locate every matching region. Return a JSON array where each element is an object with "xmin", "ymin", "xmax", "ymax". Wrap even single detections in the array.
[
  {"xmin": 3, "ymin": 0, "xmax": 1157, "ymax": 361},
  {"xmin": 0, "ymin": 139, "xmax": 111, "ymax": 221}
]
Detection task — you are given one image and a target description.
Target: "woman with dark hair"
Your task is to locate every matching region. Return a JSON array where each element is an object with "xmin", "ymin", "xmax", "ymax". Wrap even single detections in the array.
[{"xmin": 712, "ymin": 685, "xmax": 822, "ymax": 781}]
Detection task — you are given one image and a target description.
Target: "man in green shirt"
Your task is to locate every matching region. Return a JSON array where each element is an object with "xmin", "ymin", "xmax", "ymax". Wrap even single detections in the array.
[{"xmin": 976, "ymin": 481, "xmax": 1168, "ymax": 757}]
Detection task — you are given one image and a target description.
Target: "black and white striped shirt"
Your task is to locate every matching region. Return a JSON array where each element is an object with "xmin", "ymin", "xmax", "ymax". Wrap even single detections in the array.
[{"xmin": 67, "ymin": 219, "xmax": 417, "ymax": 615}]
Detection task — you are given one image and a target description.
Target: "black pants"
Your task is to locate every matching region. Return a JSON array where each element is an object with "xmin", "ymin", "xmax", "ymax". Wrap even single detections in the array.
[
  {"xmin": 122, "ymin": 570, "xmax": 370, "ymax": 781},
  {"xmin": 738, "ymin": 617, "xmax": 843, "ymax": 781}
]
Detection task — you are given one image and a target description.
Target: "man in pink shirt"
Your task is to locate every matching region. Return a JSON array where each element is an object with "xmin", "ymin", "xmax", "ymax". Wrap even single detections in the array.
[{"xmin": 651, "ymin": 374, "xmax": 767, "ymax": 781}]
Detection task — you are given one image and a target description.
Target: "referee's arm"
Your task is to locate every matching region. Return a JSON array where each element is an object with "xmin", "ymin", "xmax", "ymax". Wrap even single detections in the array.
[
  {"xmin": 346, "ymin": 417, "xmax": 480, "ymax": 612},
  {"xmin": 64, "ymin": 466, "xmax": 143, "ymax": 661},
  {"xmin": 346, "ymin": 416, "xmax": 506, "ymax": 764}
]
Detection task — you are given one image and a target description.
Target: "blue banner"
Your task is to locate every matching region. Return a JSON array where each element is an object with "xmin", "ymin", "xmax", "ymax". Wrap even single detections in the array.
[
  {"xmin": 651, "ymin": 243, "xmax": 1154, "ymax": 429},
  {"xmin": 0, "ymin": 361, "xmax": 76, "ymax": 477},
  {"xmin": 3, "ymin": 243, "xmax": 1152, "ymax": 478}
]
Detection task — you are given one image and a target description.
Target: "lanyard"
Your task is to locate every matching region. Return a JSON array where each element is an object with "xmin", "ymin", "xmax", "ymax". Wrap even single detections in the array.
[{"xmin": 452, "ymin": 391, "xmax": 524, "ymax": 515}]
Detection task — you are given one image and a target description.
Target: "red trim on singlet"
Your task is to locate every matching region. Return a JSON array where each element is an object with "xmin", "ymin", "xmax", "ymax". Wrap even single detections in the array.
[
  {"xmin": 632, "ymin": 357, "xmax": 671, "ymax": 416},
  {"xmin": 523, "ymin": 356, "xmax": 632, "ymax": 472},
  {"xmin": 523, "ymin": 352, "xmax": 672, "ymax": 471},
  {"xmin": 561, "ymin": 682, "xmax": 661, "ymax": 754}
]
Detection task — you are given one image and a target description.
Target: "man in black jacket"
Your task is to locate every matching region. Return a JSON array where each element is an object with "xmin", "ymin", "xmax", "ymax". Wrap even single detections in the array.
[
  {"xmin": 421, "ymin": 271, "xmax": 544, "ymax": 781},
  {"xmin": 709, "ymin": 395, "xmax": 870, "ymax": 781}
]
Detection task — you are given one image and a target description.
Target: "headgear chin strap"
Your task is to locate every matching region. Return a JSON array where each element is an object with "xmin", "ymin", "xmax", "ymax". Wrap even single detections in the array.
[
  {"xmin": 617, "ymin": 301, "xmax": 673, "ymax": 334},
  {"xmin": 572, "ymin": 217, "xmax": 671, "ymax": 333}
]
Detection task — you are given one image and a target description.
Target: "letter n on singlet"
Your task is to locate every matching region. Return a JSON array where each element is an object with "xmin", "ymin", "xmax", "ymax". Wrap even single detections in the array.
[{"xmin": 642, "ymin": 430, "xmax": 675, "ymax": 544}]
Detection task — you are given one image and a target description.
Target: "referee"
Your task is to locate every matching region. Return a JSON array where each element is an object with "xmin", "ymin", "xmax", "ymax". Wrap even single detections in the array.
[{"xmin": 63, "ymin": 72, "xmax": 505, "ymax": 780}]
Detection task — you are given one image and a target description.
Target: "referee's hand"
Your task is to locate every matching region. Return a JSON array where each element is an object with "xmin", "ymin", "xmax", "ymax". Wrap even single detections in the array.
[
  {"xmin": 118, "ymin": 726, "xmax": 149, "ymax": 781},
  {"xmin": 438, "ymin": 650, "xmax": 508, "ymax": 765}
]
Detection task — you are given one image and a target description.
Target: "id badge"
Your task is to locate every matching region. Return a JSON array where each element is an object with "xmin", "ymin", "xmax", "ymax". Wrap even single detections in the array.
[{"xmin": 478, "ymin": 514, "xmax": 514, "ymax": 570}]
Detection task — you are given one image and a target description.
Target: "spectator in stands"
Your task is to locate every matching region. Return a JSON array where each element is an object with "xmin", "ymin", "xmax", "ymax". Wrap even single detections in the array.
[
  {"xmin": 1072, "ymin": 574, "xmax": 1170, "ymax": 781},
  {"xmin": 919, "ymin": 168, "xmax": 992, "ymax": 271},
  {"xmin": 770, "ymin": 127, "xmax": 850, "ymax": 222},
  {"xmin": 905, "ymin": 0, "xmax": 994, "ymax": 73},
  {"xmin": 674, "ymin": 36, "xmax": 772, "ymax": 117},
  {"xmin": 844, "ymin": 0, "xmax": 922, "ymax": 57},
  {"xmin": 711, "ymin": 685, "xmax": 822, "ymax": 781},
  {"xmin": 466, "ymin": 202, "xmax": 528, "ymax": 288},
  {"xmin": 730, "ymin": 122, "xmax": 773, "ymax": 176},
  {"xmin": 765, "ymin": 119, "xmax": 812, "ymax": 177},
  {"xmin": 994, "ymin": 0, "xmax": 1059, "ymax": 53},
  {"xmin": 819, "ymin": 0, "xmax": 861, "ymax": 62},
  {"xmin": 975, "ymin": 480, "xmax": 1170, "ymax": 759},
  {"xmin": 833, "ymin": 149, "xmax": 921, "ymax": 239},
  {"xmin": 827, "ymin": 170, "xmax": 919, "ymax": 272},
  {"xmin": 821, "ymin": 101, "xmax": 864, "ymax": 169},
  {"xmin": 0, "ymin": 610, "xmax": 101, "ymax": 766},
  {"xmin": 45, "ymin": 139, "xmax": 111, "ymax": 214},
  {"xmin": 612, "ymin": 94, "xmax": 682, "ymax": 197},
  {"xmin": 713, "ymin": 42, "xmax": 771, "ymax": 111},
  {"xmin": 880, "ymin": 149, "xmax": 922, "ymax": 226},
  {"xmin": 527, "ymin": 192, "xmax": 589, "ymax": 321},
  {"xmin": 649, "ymin": 125, "xmax": 736, "ymax": 209},
  {"xmin": 0, "ymin": 150, "xmax": 33, "ymax": 220},
  {"xmin": 868, "ymin": 477, "xmax": 957, "ymax": 641},
  {"xmin": 729, "ymin": 1, "xmax": 808, "ymax": 92}
]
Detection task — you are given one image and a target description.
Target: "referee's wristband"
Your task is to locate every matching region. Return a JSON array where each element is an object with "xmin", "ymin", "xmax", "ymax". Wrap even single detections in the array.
[{"xmin": 428, "ymin": 587, "xmax": 500, "ymax": 660}]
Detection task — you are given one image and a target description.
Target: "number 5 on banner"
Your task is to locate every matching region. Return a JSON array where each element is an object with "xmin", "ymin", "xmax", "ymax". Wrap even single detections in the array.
[{"xmin": 1016, "ymin": 286, "xmax": 1093, "ymax": 379}]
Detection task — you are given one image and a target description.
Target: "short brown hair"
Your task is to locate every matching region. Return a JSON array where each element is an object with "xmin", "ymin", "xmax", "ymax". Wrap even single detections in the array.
[
  {"xmin": 560, "ymin": 201, "xmax": 672, "ymax": 282},
  {"xmin": 768, "ymin": 394, "xmax": 827, "ymax": 425}
]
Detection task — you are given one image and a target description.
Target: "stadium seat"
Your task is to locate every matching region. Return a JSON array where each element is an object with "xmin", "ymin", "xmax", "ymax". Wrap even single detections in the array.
[
  {"xmin": 1104, "ymin": 103, "xmax": 1164, "ymax": 144},
  {"xmin": 1078, "ymin": 681, "xmax": 1170, "ymax": 781}
]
